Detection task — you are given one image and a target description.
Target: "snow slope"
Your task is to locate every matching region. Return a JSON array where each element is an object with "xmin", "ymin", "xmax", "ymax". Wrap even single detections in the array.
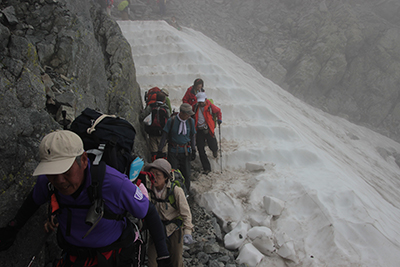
[{"xmin": 118, "ymin": 20, "xmax": 400, "ymax": 267}]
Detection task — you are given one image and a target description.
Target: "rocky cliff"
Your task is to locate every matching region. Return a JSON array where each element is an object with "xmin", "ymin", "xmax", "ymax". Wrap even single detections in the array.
[
  {"xmin": 1, "ymin": 0, "xmax": 400, "ymax": 265},
  {"xmin": 163, "ymin": 0, "xmax": 400, "ymax": 142},
  {"xmin": 0, "ymin": 0, "xmax": 146, "ymax": 265}
]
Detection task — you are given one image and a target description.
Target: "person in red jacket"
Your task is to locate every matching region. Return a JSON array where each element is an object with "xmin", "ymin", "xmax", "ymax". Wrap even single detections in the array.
[
  {"xmin": 182, "ymin": 78, "xmax": 205, "ymax": 108},
  {"xmin": 193, "ymin": 92, "xmax": 222, "ymax": 174}
]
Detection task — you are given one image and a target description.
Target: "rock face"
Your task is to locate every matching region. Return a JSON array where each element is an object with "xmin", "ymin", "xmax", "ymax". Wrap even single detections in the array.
[
  {"xmin": 0, "ymin": 1, "xmax": 146, "ymax": 265},
  {"xmin": 162, "ymin": 0, "xmax": 400, "ymax": 142}
]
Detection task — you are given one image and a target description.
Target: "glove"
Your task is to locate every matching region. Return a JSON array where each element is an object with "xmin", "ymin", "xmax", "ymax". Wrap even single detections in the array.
[
  {"xmin": 0, "ymin": 224, "xmax": 18, "ymax": 251},
  {"xmin": 190, "ymin": 150, "xmax": 196, "ymax": 161},
  {"xmin": 156, "ymin": 256, "xmax": 173, "ymax": 267},
  {"xmin": 218, "ymin": 119, "xmax": 222, "ymax": 125},
  {"xmin": 183, "ymin": 234, "xmax": 194, "ymax": 245}
]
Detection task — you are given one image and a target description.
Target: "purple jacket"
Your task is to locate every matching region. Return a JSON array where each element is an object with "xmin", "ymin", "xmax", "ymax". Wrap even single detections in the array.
[{"xmin": 32, "ymin": 162, "xmax": 149, "ymax": 248}]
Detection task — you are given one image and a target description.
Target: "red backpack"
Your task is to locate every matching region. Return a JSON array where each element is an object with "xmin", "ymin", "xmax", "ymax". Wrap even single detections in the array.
[
  {"xmin": 144, "ymin": 102, "xmax": 169, "ymax": 136},
  {"xmin": 144, "ymin": 87, "xmax": 161, "ymax": 106}
]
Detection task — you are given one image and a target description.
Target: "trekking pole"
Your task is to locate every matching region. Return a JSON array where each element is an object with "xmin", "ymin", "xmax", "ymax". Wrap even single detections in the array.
[
  {"xmin": 27, "ymin": 231, "xmax": 52, "ymax": 267},
  {"xmin": 219, "ymin": 123, "xmax": 222, "ymax": 173}
]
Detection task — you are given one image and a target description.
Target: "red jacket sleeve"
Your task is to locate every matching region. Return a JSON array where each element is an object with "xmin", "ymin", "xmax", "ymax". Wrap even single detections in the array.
[
  {"xmin": 210, "ymin": 103, "xmax": 222, "ymax": 120},
  {"xmin": 182, "ymin": 87, "xmax": 192, "ymax": 104}
]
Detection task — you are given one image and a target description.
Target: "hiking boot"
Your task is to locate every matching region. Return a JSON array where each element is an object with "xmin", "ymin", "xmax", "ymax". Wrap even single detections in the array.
[{"xmin": 213, "ymin": 150, "xmax": 218, "ymax": 158}]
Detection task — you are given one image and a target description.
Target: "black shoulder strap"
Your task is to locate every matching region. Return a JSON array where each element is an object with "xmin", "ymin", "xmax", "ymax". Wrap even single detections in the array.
[
  {"xmin": 89, "ymin": 161, "xmax": 125, "ymax": 221},
  {"xmin": 150, "ymin": 182, "xmax": 177, "ymax": 209},
  {"xmin": 168, "ymin": 115, "xmax": 177, "ymax": 141},
  {"xmin": 189, "ymin": 117, "xmax": 195, "ymax": 137},
  {"xmin": 168, "ymin": 115, "xmax": 195, "ymax": 140},
  {"xmin": 88, "ymin": 161, "xmax": 106, "ymax": 203}
]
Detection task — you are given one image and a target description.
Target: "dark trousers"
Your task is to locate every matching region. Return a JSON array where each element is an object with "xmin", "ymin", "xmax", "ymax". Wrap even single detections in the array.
[
  {"xmin": 196, "ymin": 129, "xmax": 218, "ymax": 172},
  {"xmin": 55, "ymin": 221, "xmax": 138, "ymax": 267},
  {"xmin": 158, "ymin": 0, "xmax": 166, "ymax": 15},
  {"xmin": 147, "ymin": 228, "xmax": 183, "ymax": 267},
  {"xmin": 167, "ymin": 151, "xmax": 191, "ymax": 191}
]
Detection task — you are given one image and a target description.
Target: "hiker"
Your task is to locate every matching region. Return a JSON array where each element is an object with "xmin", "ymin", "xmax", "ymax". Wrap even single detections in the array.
[
  {"xmin": 182, "ymin": 78, "xmax": 205, "ymax": 108},
  {"xmin": 0, "ymin": 130, "xmax": 173, "ymax": 267},
  {"xmin": 194, "ymin": 92, "xmax": 222, "ymax": 174},
  {"xmin": 160, "ymin": 88, "xmax": 172, "ymax": 112},
  {"xmin": 106, "ymin": 0, "xmax": 113, "ymax": 16},
  {"xmin": 157, "ymin": 0, "xmax": 166, "ymax": 15},
  {"xmin": 140, "ymin": 92, "xmax": 171, "ymax": 162},
  {"xmin": 118, "ymin": 0, "xmax": 130, "ymax": 20},
  {"xmin": 157, "ymin": 103, "xmax": 196, "ymax": 191},
  {"xmin": 143, "ymin": 159, "xmax": 194, "ymax": 267},
  {"xmin": 169, "ymin": 16, "xmax": 182, "ymax": 31}
]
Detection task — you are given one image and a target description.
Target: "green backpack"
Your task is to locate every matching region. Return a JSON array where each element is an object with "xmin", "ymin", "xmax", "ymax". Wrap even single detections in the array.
[
  {"xmin": 150, "ymin": 169, "xmax": 188, "ymax": 210},
  {"xmin": 167, "ymin": 169, "xmax": 189, "ymax": 207}
]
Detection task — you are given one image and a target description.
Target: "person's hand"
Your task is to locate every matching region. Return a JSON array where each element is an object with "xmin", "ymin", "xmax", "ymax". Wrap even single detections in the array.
[
  {"xmin": 156, "ymin": 256, "xmax": 173, "ymax": 267},
  {"xmin": 183, "ymin": 234, "xmax": 194, "ymax": 245},
  {"xmin": 218, "ymin": 119, "xmax": 222, "ymax": 125},
  {"xmin": 190, "ymin": 150, "xmax": 196, "ymax": 161},
  {"xmin": 0, "ymin": 223, "xmax": 18, "ymax": 251},
  {"xmin": 44, "ymin": 215, "xmax": 59, "ymax": 233}
]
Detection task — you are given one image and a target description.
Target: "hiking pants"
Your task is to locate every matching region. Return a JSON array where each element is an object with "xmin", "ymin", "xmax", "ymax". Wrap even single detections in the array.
[
  {"xmin": 196, "ymin": 129, "xmax": 218, "ymax": 172},
  {"xmin": 167, "ymin": 151, "xmax": 191, "ymax": 191},
  {"xmin": 147, "ymin": 228, "xmax": 183, "ymax": 267},
  {"xmin": 158, "ymin": 0, "xmax": 166, "ymax": 15},
  {"xmin": 54, "ymin": 221, "xmax": 139, "ymax": 267}
]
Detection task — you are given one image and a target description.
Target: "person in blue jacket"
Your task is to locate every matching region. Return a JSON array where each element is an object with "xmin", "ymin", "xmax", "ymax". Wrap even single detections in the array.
[{"xmin": 0, "ymin": 130, "xmax": 173, "ymax": 267}]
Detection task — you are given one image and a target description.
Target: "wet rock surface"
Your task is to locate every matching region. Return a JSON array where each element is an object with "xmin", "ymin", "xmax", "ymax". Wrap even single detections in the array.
[
  {"xmin": 0, "ymin": 0, "xmax": 145, "ymax": 265},
  {"xmin": 183, "ymin": 196, "xmax": 245, "ymax": 267}
]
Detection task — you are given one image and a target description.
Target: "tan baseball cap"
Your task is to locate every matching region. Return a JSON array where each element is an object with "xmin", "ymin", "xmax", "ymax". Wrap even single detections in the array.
[
  {"xmin": 33, "ymin": 130, "xmax": 84, "ymax": 176},
  {"xmin": 180, "ymin": 103, "xmax": 195, "ymax": 116}
]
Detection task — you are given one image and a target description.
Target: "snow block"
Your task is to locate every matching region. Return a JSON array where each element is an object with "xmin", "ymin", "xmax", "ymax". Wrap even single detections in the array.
[
  {"xmin": 275, "ymin": 232, "xmax": 290, "ymax": 247},
  {"xmin": 277, "ymin": 241, "xmax": 297, "ymax": 261},
  {"xmin": 224, "ymin": 221, "xmax": 250, "ymax": 250},
  {"xmin": 245, "ymin": 162, "xmax": 265, "ymax": 172},
  {"xmin": 263, "ymin": 196, "xmax": 285, "ymax": 216},
  {"xmin": 197, "ymin": 192, "xmax": 244, "ymax": 233},
  {"xmin": 248, "ymin": 213, "xmax": 271, "ymax": 228},
  {"xmin": 237, "ymin": 243, "xmax": 264, "ymax": 267},
  {"xmin": 252, "ymin": 236, "xmax": 276, "ymax": 256},
  {"xmin": 247, "ymin": 226, "xmax": 275, "ymax": 256},
  {"xmin": 247, "ymin": 226, "xmax": 273, "ymax": 240}
]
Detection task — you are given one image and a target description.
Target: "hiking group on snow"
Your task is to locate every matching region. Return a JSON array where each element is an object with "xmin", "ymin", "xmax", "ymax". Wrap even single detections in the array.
[{"xmin": 0, "ymin": 78, "xmax": 222, "ymax": 267}]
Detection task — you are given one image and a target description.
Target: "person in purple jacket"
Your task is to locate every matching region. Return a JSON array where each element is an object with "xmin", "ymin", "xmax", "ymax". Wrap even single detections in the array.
[{"xmin": 0, "ymin": 130, "xmax": 173, "ymax": 267}]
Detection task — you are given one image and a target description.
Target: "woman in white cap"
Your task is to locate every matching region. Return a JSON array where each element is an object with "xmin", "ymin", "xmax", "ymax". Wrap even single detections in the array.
[{"xmin": 144, "ymin": 159, "xmax": 194, "ymax": 267}]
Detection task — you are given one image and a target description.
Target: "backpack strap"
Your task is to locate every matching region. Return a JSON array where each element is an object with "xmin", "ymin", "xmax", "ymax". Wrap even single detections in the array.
[
  {"xmin": 88, "ymin": 161, "xmax": 106, "ymax": 202},
  {"xmin": 167, "ymin": 115, "xmax": 177, "ymax": 143},
  {"xmin": 86, "ymin": 114, "xmax": 117, "ymax": 134},
  {"xmin": 89, "ymin": 161, "xmax": 126, "ymax": 221},
  {"xmin": 189, "ymin": 117, "xmax": 195, "ymax": 138},
  {"xmin": 168, "ymin": 115, "xmax": 195, "ymax": 140},
  {"xmin": 150, "ymin": 182, "xmax": 178, "ymax": 209}
]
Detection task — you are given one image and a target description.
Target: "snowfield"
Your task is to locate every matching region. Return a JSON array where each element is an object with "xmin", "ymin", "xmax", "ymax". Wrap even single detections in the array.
[{"xmin": 118, "ymin": 20, "xmax": 400, "ymax": 267}]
